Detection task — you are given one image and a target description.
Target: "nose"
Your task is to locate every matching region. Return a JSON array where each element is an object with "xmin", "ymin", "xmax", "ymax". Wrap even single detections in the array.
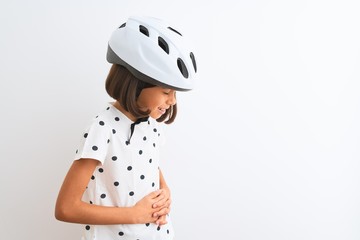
[{"xmin": 167, "ymin": 91, "xmax": 177, "ymax": 106}]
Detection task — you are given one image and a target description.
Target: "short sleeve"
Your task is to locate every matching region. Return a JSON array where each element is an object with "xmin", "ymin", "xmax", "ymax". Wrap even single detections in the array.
[{"xmin": 74, "ymin": 118, "xmax": 111, "ymax": 165}]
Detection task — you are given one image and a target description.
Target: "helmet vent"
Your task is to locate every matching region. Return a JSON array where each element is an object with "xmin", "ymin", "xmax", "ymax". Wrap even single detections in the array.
[
  {"xmin": 190, "ymin": 52, "xmax": 197, "ymax": 72},
  {"xmin": 168, "ymin": 27, "xmax": 182, "ymax": 36},
  {"xmin": 139, "ymin": 25, "xmax": 149, "ymax": 37},
  {"xmin": 119, "ymin": 23, "xmax": 126, "ymax": 28},
  {"xmin": 177, "ymin": 58, "xmax": 189, "ymax": 78},
  {"xmin": 158, "ymin": 37, "xmax": 169, "ymax": 54}
]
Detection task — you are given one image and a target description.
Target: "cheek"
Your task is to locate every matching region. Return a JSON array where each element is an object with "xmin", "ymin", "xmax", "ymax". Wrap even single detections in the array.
[
  {"xmin": 140, "ymin": 99, "xmax": 158, "ymax": 112},
  {"xmin": 148, "ymin": 97, "xmax": 164, "ymax": 108},
  {"xmin": 137, "ymin": 91, "xmax": 165, "ymax": 111},
  {"xmin": 149, "ymin": 102, "xmax": 160, "ymax": 111},
  {"xmin": 137, "ymin": 95, "xmax": 153, "ymax": 109}
]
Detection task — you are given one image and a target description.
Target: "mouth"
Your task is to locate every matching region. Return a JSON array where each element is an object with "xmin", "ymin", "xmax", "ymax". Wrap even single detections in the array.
[{"xmin": 158, "ymin": 107, "xmax": 167, "ymax": 114}]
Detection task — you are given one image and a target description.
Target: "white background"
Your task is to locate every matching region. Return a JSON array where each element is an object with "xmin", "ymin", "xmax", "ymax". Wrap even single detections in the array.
[{"xmin": 1, "ymin": 0, "xmax": 360, "ymax": 239}]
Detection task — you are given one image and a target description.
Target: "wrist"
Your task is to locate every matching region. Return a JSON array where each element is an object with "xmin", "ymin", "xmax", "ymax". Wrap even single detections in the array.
[
  {"xmin": 117, "ymin": 206, "xmax": 138, "ymax": 224},
  {"xmin": 128, "ymin": 206, "xmax": 140, "ymax": 224}
]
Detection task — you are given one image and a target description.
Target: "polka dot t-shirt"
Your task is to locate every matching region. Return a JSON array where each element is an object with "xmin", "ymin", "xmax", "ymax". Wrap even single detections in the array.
[{"xmin": 74, "ymin": 103, "xmax": 174, "ymax": 240}]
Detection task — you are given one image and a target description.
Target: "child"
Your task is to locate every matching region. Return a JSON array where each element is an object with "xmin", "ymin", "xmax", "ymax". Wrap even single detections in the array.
[{"xmin": 55, "ymin": 16, "xmax": 197, "ymax": 240}]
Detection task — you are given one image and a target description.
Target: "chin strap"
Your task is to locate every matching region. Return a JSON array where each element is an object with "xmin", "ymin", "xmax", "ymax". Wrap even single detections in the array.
[{"xmin": 127, "ymin": 117, "xmax": 149, "ymax": 144}]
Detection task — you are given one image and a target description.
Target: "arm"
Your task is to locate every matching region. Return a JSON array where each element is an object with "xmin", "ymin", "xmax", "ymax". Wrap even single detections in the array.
[
  {"xmin": 159, "ymin": 169, "xmax": 170, "ymax": 192},
  {"xmin": 55, "ymin": 158, "xmax": 164, "ymax": 225},
  {"xmin": 152, "ymin": 169, "xmax": 172, "ymax": 225}
]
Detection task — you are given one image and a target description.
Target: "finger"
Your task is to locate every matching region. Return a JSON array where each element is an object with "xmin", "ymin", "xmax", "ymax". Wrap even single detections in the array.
[
  {"xmin": 152, "ymin": 193, "xmax": 170, "ymax": 208},
  {"xmin": 148, "ymin": 189, "xmax": 163, "ymax": 199},
  {"xmin": 161, "ymin": 188, "xmax": 169, "ymax": 197},
  {"xmin": 154, "ymin": 197, "xmax": 172, "ymax": 209},
  {"xmin": 156, "ymin": 215, "xmax": 168, "ymax": 226},
  {"xmin": 152, "ymin": 198, "xmax": 166, "ymax": 208},
  {"xmin": 167, "ymin": 198, "xmax": 172, "ymax": 207},
  {"xmin": 156, "ymin": 214, "xmax": 167, "ymax": 225},
  {"xmin": 153, "ymin": 207, "xmax": 169, "ymax": 218},
  {"xmin": 166, "ymin": 200, "xmax": 171, "ymax": 212}
]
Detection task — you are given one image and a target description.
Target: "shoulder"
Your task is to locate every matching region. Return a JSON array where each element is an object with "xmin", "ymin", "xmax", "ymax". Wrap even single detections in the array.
[
  {"xmin": 82, "ymin": 104, "xmax": 116, "ymax": 134},
  {"xmin": 88, "ymin": 104, "xmax": 119, "ymax": 128}
]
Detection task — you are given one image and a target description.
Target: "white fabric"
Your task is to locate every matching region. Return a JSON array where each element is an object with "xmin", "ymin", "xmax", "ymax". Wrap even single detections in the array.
[{"xmin": 74, "ymin": 103, "xmax": 174, "ymax": 240}]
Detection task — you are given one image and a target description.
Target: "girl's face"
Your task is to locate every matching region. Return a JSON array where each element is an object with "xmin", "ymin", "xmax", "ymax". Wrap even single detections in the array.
[{"xmin": 137, "ymin": 86, "xmax": 177, "ymax": 119}]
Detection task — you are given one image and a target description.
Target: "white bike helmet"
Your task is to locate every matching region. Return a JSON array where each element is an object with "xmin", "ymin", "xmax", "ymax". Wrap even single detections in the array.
[{"xmin": 107, "ymin": 16, "xmax": 197, "ymax": 91}]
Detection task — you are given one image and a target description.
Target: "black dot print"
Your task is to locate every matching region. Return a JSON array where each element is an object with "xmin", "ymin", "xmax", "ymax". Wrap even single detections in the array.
[
  {"xmin": 158, "ymin": 133, "xmax": 160, "ymax": 137},
  {"xmin": 76, "ymin": 149, "xmax": 78, "ymax": 154},
  {"xmin": 106, "ymin": 107, "xmax": 110, "ymax": 110},
  {"xmin": 75, "ymin": 109, "xmax": 172, "ymax": 236}
]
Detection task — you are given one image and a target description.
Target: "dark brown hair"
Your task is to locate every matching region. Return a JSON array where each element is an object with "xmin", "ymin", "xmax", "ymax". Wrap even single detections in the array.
[{"xmin": 105, "ymin": 64, "xmax": 177, "ymax": 124}]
